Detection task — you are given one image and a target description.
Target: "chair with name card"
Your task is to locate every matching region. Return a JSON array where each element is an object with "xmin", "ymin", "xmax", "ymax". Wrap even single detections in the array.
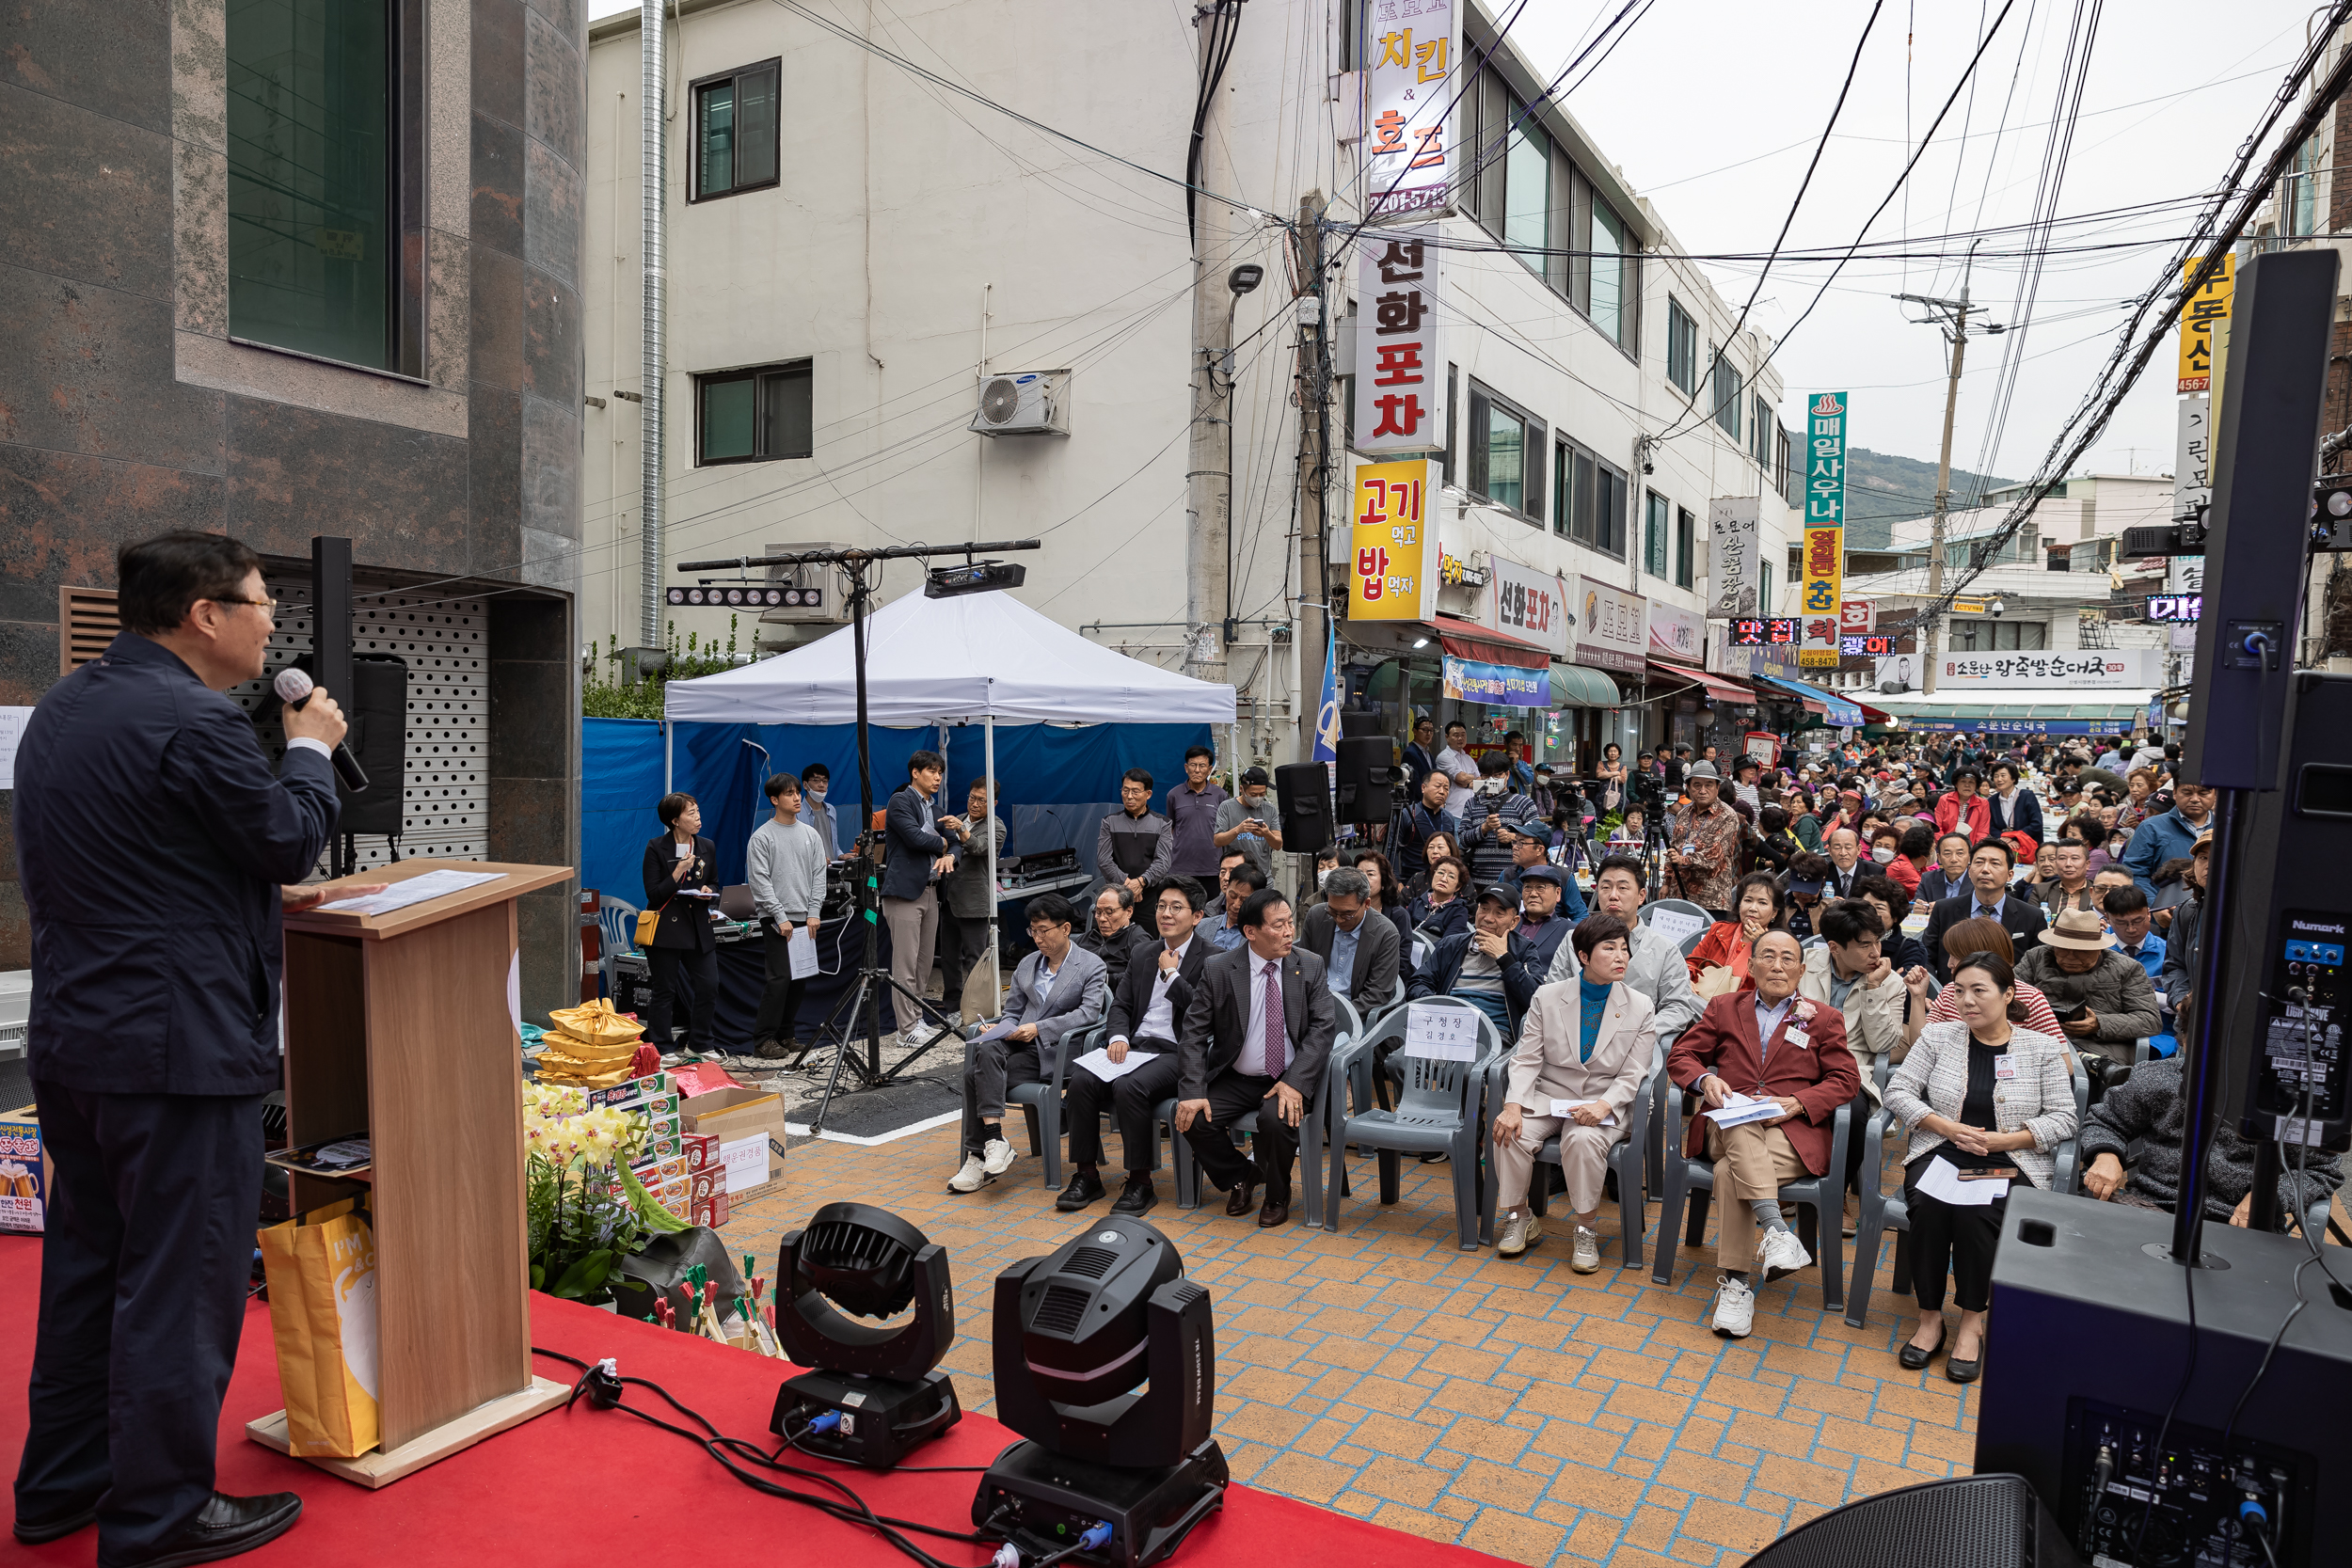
[
  {"xmin": 1641, "ymin": 899, "xmax": 1716, "ymax": 959},
  {"xmin": 1171, "ymin": 994, "xmax": 1356, "ymax": 1225},
  {"xmin": 1846, "ymin": 1051, "xmax": 2089, "ymax": 1328},
  {"xmin": 1323, "ymin": 999, "xmax": 1506, "ymax": 1249}
]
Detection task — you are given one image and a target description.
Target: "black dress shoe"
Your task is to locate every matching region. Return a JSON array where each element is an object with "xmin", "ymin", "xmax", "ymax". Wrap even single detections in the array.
[
  {"xmin": 1224, "ymin": 1180, "xmax": 1260, "ymax": 1216},
  {"xmin": 1947, "ymin": 1339, "xmax": 1983, "ymax": 1384},
  {"xmin": 1111, "ymin": 1175, "xmax": 1157, "ymax": 1214},
  {"xmin": 13, "ymin": 1495, "xmax": 101, "ymax": 1544},
  {"xmin": 1257, "ymin": 1196, "xmax": 1291, "ymax": 1228},
  {"xmin": 103, "ymin": 1491, "xmax": 302, "ymax": 1568},
  {"xmin": 1055, "ymin": 1168, "xmax": 1106, "ymax": 1212},
  {"xmin": 1899, "ymin": 1324, "xmax": 1946, "ymax": 1371}
]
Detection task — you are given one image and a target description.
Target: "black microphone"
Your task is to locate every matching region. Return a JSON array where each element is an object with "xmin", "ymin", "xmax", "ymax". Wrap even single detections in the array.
[{"xmin": 272, "ymin": 667, "xmax": 370, "ymax": 793}]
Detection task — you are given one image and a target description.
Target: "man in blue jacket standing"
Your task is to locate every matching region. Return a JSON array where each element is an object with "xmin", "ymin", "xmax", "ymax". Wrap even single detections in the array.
[
  {"xmin": 2122, "ymin": 779, "xmax": 2216, "ymax": 904},
  {"xmin": 14, "ymin": 533, "xmax": 351, "ymax": 1565}
]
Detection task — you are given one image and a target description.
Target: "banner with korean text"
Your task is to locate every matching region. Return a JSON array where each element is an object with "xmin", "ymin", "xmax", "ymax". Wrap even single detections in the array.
[
  {"xmin": 1706, "ymin": 496, "xmax": 1759, "ymax": 617},
  {"xmin": 1350, "ymin": 458, "xmax": 1435, "ymax": 621},
  {"xmin": 1800, "ymin": 391, "xmax": 1847, "ymax": 669},
  {"xmin": 2177, "ymin": 253, "xmax": 2233, "ymax": 393},
  {"xmin": 1353, "ymin": 230, "xmax": 1445, "ymax": 455},
  {"xmin": 1362, "ymin": 0, "xmax": 1456, "ymax": 218}
]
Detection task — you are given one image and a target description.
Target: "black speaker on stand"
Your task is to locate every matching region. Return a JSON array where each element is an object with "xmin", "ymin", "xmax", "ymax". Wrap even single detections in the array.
[
  {"xmin": 1334, "ymin": 736, "xmax": 1391, "ymax": 827},
  {"xmin": 1273, "ymin": 761, "xmax": 1332, "ymax": 907}
]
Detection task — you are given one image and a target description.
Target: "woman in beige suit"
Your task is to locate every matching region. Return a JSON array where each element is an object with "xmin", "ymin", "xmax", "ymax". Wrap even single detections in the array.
[{"xmin": 1490, "ymin": 911, "xmax": 1659, "ymax": 1272}]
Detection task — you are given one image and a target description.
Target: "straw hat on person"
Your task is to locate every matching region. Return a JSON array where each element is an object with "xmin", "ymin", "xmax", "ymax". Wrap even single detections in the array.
[{"xmin": 2039, "ymin": 906, "xmax": 2120, "ymax": 952}]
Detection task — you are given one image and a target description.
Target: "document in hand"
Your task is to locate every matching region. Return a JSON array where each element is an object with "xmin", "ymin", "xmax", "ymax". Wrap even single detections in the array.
[
  {"xmin": 1548, "ymin": 1100, "xmax": 1619, "ymax": 1127},
  {"xmin": 787, "ymin": 927, "xmax": 818, "ymax": 979},
  {"xmin": 1073, "ymin": 1048, "xmax": 1160, "ymax": 1083},
  {"xmin": 1915, "ymin": 1154, "xmax": 2008, "ymax": 1205},
  {"xmin": 1701, "ymin": 1090, "xmax": 1784, "ymax": 1130}
]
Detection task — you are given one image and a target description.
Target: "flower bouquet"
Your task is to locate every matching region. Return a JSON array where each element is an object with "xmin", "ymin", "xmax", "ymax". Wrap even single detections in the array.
[{"xmin": 523, "ymin": 1083, "xmax": 686, "ymax": 1303}]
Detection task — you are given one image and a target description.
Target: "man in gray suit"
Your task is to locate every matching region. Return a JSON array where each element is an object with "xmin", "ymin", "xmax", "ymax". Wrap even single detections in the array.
[
  {"xmin": 950, "ymin": 893, "xmax": 1107, "ymax": 1193},
  {"xmin": 1298, "ymin": 866, "xmax": 1400, "ymax": 1022},
  {"xmin": 1176, "ymin": 888, "xmax": 1337, "ymax": 1228}
]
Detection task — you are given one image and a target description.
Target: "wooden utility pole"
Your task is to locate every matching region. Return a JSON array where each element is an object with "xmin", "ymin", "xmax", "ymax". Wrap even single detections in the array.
[
  {"xmin": 1294, "ymin": 190, "xmax": 1330, "ymax": 765},
  {"xmin": 1898, "ymin": 243, "xmax": 1994, "ymax": 695}
]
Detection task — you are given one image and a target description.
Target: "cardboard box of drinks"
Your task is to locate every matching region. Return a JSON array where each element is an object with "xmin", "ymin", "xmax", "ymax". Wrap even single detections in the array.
[
  {"xmin": 0, "ymin": 1105, "xmax": 50, "ymax": 1236},
  {"xmin": 681, "ymin": 1086, "xmax": 786, "ymax": 1188}
]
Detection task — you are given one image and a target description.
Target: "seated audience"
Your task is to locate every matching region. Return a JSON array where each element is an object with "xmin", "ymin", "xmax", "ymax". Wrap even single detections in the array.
[
  {"xmin": 1076, "ymin": 883, "xmax": 1158, "ymax": 994},
  {"xmin": 949, "ymin": 895, "xmax": 1108, "ymax": 1194},
  {"xmin": 1914, "ymin": 918, "xmax": 2064, "ymax": 1044},
  {"xmin": 1510, "ymin": 863, "xmax": 1579, "ymax": 975},
  {"xmin": 1410, "ymin": 884, "xmax": 1545, "ymax": 1039},
  {"xmin": 1686, "ymin": 873, "xmax": 1787, "ymax": 990},
  {"xmin": 2014, "ymin": 907, "xmax": 2163, "ymax": 1069},
  {"xmin": 1299, "ymin": 866, "xmax": 1402, "ymax": 1021},
  {"xmin": 1349, "ymin": 847, "xmax": 1415, "ymax": 955},
  {"xmin": 1490, "ymin": 913, "xmax": 1659, "ymax": 1271},
  {"xmin": 1920, "ymin": 838, "xmax": 2049, "ymax": 984},
  {"xmin": 1666, "ymin": 929, "xmax": 1862, "ymax": 1339},
  {"xmin": 2080, "ymin": 1054, "xmax": 2343, "ymax": 1229},
  {"xmin": 1199, "ymin": 859, "xmax": 1263, "ymax": 952},
  {"xmin": 1175, "ymin": 888, "xmax": 1337, "ymax": 1228},
  {"xmin": 1883, "ymin": 951, "xmax": 2075, "ymax": 1382},
  {"xmin": 1057, "ymin": 877, "xmax": 1209, "ymax": 1215},
  {"xmin": 1545, "ymin": 853, "xmax": 1705, "ymax": 1047},
  {"xmin": 1406, "ymin": 855, "xmax": 1472, "ymax": 945}
]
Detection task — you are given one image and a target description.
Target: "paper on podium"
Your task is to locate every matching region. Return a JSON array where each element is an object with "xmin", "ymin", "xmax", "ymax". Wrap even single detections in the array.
[
  {"xmin": 1701, "ymin": 1090, "xmax": 1784, "ymax": 1130},
  {"xmin": 1073, "ymin": 1047, "xmax": 1160, "ymax": 1082},
  {"xmin": 312, "ymin": 867, "xmax": 505, "ymax": 916},
  {"xmin": 787, "ymin": 927, "xmax": 818, "ymax": 979}
]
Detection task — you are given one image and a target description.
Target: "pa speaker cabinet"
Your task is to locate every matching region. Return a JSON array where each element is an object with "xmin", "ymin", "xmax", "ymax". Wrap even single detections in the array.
[
  {"xmin": 1976, "ymin": 1188, "xmax": 2348, "ymax": 1566},
  {"xmin": 1272, "ymin": 763, "xmax": 1333, "ymax": 855}
]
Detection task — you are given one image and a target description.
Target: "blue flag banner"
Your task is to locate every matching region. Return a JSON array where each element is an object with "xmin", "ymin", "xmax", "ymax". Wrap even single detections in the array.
[{"xmin": 1312, "ymin": 626, "xmax": 1343, "ymax": 763}]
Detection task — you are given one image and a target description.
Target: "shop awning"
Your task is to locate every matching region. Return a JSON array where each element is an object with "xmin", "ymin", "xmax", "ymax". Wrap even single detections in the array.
[
  {"xmin": 1753, "ymin": 673, "xmax": 1867, "ymax": 728},
  {"xmin": 1548, "ymin": 662, "xmax": 1622, "ymax": 707},
  {"xmin": 1861, "ymin": 689, "xmax": 2158, "ymax": 735},
  {"xmin": 1646, "ymin": 658, "xmax": 1753, "ymax": 706},
  {"xmin": 1435, "ymin": 615, "xmax": 1549, "ymax": 671}
]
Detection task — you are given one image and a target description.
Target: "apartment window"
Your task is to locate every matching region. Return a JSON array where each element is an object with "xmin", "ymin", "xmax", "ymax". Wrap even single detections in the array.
[
  {"xmin": 1441, "ymin": 362, "xmax": 1459, "ymax": 486},
  {"xmin": 2285, "ymin": 134, "xmax": 2319, "ymax": 238},
  {"xmin": 1758, "ymin": 560, "xmax": 1773, "ymax": 614},
  {"xmin": 691, "ymin": 59, "xmax": 780, "ymax": 200},
  {"xmin": 1752, "ymin": 395, "xmax": 1773, "ymax": 467},
  {"xmin": 1711, "ymin": 351, "xmax": 1742, "ymax": 440},
  {"xmin": 1675, "ymin": 506, "xmax": 1696, "ymax": 589},
  {"xmin": 1776, "ymin": 424, "xmax": 1798, "ymax": 505},
  {"xmin": 1504, "ymin": 114, "xmax": 1550, "ymax": 277},
  {"xmin": 1949, "ymin": 619, "xmax": 2047, "ymax": 652},
  {"xmin": 227, "ymin": 0, "xmax": 413, "ymax": 372},
  {"xmin": 1644, "ymin": 491, "xmax": 1670, "ymax": 578},
  {"xmin": 696, "ymin": 360, "xmax": 812, "ymax": 464},
  {"xmin": 1555, "ymin": 437, "xmax": 1626, "ymax": 558},
  {"xmin": 1465, "ymin": 383, "xmax": 1544, "ymax": 518},
  {"xmin": 1589, "ymin": 200, "xmax": 1630, "ymax": 350},
  {"xmin": 1666, "ymin": 299, "xmax": 1698, "ymax": 395}
]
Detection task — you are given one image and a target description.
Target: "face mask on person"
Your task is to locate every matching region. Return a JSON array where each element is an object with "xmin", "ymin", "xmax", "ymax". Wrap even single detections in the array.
[
  {"xmin": 806, "ymin": 783, "xmax": 828, "ymax": 802},
  {"xmin": 1872, "ymin": 846, "xmax": 1897, "ymax": 863},
  {"xmin": 1317, "ymin": 868, "xmax": 1333, "ymax": 888}
]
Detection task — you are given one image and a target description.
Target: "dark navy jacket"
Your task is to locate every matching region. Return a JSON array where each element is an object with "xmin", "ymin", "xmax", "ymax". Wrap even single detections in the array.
[
  {"xmin": 1407, "ymin": 929, "xmax": 1545, "ymax": 1033},
  {"xmin": 15, "ymin": 634, "xmax": 339, "ymax": 1095},
  {"xmin": 879, "ymin": 784, "xmax": 949, "ymax": 902}
]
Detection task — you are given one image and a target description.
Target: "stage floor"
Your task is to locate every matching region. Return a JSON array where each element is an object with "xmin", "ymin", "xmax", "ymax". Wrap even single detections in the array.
[{"xmin": 0, "ymin": 1234, "xmax": 1507, "ymax": 1568}]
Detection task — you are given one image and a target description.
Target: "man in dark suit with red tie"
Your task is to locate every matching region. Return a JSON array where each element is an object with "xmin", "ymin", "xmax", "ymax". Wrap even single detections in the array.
[
  {"xmin": 1666, "ymin": 929, "xmax": 1860, "ymax": 1340},
  {"xmin": 1176, "ymin": 887, "xmax": 1336, "ymax": 1228}
]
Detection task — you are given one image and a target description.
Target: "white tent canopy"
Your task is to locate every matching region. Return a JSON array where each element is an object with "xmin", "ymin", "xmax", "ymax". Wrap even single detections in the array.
[{"xmin": 662, "ymin": 589, "xmax": 1237, "ymax": 726}]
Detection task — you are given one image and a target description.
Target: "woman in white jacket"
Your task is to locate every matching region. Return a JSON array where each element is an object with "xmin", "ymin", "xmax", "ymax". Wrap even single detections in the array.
[
  {"xmin": 1490, "ymin": 912, "xmax": 1658, "ymax": 1273},
  {"xmin": 1882, "ymin": 949, "xmax": 2075, "ymax": 1384}
]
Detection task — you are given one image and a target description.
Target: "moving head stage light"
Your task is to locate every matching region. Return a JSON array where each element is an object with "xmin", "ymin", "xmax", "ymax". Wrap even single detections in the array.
[
  {"xmin": 974, "ymin": 1216, "xmax": 1226, "ymax": 1568},
  {"xmin": 769, "ymin": 1204, "xmax": 961, "ymax": 1468}
]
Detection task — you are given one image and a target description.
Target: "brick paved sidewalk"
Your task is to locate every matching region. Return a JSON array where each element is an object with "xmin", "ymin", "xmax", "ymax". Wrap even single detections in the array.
[{"xmin": 720, "ymin": 1124, "xmax": 1975, "ymax": 1566}]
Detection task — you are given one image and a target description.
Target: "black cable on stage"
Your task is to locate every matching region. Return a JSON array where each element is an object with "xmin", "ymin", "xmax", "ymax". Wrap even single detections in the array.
[{"xmin": 531, "ymin": 1347, "xmax": 992, "ymax": 1568}]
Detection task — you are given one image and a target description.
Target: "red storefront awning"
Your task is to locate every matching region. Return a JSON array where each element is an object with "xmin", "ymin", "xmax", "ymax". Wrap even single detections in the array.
[
  {"xmin": 1646, "ymin": 658, "xmax": 1754, "ymax": 706},
  {"xmin": 1434, "ymin": 615, "xmax": 1549, "ymax": 671}
]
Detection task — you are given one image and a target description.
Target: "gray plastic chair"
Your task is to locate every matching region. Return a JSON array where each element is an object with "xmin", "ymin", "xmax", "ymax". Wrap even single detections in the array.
[
  {"xmin": 1483, "ymin": 1034, "xmax": 1665, "ymax": 1269},
  {"xmin": 1848, "ymin": 1051, "xmax": 2088, "ymax": 1328},
  {"xmin": 1653, "ymin": 1073, "xmax": 1861, "ymax": 1313},
  {"xmin": 1324, "ymin": 1000, "xmax": 1506, "ymax": 1249},
  {"xmin": 983, "ymin": 1023, "xmax": 1104, "ymax": 1193}
]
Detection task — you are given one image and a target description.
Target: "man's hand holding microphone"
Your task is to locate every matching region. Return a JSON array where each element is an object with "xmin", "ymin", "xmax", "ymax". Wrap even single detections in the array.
[{"xmin": 274, "ymin": 667, "xmax": 366, "ymax": 791}]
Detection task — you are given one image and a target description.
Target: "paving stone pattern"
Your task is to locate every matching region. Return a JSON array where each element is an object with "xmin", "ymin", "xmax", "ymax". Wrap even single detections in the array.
[{"xmin": 716, "ymin": 1119, "xmax": 1988, "ymax": 1567}]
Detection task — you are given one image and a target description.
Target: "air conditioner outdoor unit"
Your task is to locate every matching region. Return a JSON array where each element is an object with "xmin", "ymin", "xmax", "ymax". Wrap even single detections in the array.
[{"xmin": 971, "ymin": 370, "xmax": 1071, "ymax": 436}]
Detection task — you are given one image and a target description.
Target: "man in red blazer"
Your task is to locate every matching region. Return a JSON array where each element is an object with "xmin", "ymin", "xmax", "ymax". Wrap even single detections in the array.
[{"xmin": 1666, "ymin": 929, "xmax": 1862, "ymax": 1338}]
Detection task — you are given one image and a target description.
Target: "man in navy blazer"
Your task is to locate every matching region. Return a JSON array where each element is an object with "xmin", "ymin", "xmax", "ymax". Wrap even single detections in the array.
[
  {"xmin": 1176, "ymin": 887, "xmax": 1337, "ymax": 1227},
  {"xmin": 880, "ymin": 749, "xmax": 962, "ymax": 1047},
  {"xmin": 13, "ymin": 534, "xmax": 351, "ymax": 1564}
]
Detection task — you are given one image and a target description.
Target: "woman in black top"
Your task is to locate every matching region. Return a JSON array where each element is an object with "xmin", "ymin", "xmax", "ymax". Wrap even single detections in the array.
[{"xmin": 642, "ymin": 791, "xmax": 720, "ymax": 1053}]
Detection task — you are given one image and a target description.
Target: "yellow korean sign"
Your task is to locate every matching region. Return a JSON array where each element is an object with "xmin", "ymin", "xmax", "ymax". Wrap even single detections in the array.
[
  {"xmin": 2177, "ymin": 254, "xmax": 2233, "ymax": 393},
  {"xmin": 1350, "ymin": 459, "xmax": 1433, "ymax": 621}
]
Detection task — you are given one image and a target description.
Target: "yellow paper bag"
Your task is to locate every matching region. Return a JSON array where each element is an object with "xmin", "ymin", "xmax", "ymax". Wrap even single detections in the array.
[
  {"xmin": 258, "ymin": 1196, "xmax": 381, "ymax": 1458},
  {"xmin": 548, "ymin": 999, "xmax": 647, "ymax": 1049}
]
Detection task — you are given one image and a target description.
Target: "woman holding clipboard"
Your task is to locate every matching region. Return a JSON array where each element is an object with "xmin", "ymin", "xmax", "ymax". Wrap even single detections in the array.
[{"xmin": 642, "ymin": 791, "xmax": 721, "ymax": 1053}]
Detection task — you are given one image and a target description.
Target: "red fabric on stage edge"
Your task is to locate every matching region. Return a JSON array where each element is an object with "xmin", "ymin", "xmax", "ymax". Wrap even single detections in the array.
[{"xmin": 1, "ymin": 1236, "xmax": 1506, "ymax": 1567}]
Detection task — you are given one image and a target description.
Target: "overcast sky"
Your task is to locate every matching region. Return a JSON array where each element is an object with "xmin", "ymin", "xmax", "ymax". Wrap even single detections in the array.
[{"xmin": 589, "ymin": 0, "xmax": 2313, "ymax": 480}]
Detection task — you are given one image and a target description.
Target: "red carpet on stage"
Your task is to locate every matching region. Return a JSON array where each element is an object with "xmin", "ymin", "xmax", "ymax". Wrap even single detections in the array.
[{"xmin": 2, "ymin": 1236, "xmax": 1504, "ymax": 1566}]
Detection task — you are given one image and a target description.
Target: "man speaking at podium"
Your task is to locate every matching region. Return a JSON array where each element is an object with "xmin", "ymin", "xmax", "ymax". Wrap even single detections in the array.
[{"xmin": 12, "ymin": 533, "xmax": 356, "ymax": 1565}]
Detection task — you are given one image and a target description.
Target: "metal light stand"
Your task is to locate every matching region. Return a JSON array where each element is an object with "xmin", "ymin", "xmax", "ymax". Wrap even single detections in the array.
[{"xmin": 675, "ymin": 539, "xmax": 1040, "ymax": 1133}]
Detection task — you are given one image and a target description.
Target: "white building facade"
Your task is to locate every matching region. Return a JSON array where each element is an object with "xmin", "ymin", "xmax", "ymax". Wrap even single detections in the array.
[{"xmin": 581, "ymin": 0, "xmax": 1801, "ymax": 769}]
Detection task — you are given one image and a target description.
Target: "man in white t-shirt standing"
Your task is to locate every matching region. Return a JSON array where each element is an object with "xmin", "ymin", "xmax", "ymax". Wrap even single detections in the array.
[{"xmin": 1435, "ymin": 721, "xmax": 1481, "ymax": 831}]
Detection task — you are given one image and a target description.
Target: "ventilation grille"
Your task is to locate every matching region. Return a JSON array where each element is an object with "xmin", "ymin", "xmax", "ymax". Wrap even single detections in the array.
[
  {"xmin": 1061, "ymin": 1245, "xmax": 1120, "ymax": 1280},
  {"xmin": 227, "ymin": 585, "xmax": 488, "ymax": 877},
  {"xmin": 803, "ymin": 1218, "xmax": 899, "ymax": 1271},
  {"xmin": 1031, "ymin": 1284, "xmax": 1091, "ymax": 1337},
  {"xmin": 58, "ymin": 586, "xmax": 119, "ymax": 673},
  {"xmin": 979, "ymin": 377, "xmax": 1022, "ymax": 425}
]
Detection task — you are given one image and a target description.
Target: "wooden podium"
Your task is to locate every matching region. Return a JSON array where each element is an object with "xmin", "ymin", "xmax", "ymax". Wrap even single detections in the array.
[{"xmin": 248, "ymin": 857, "xmax": 576, "ymax": 1486}]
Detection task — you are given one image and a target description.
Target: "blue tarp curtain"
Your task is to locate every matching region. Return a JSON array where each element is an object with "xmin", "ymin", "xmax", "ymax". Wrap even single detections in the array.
[{"xmin": 580, "ymin": 718, "xmax": 1215, "ymax": 908}]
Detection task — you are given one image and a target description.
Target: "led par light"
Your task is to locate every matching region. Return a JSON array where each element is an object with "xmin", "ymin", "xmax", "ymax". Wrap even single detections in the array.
[
  {"xmin": 768, "ymin": 1204, "xmax": 960, "ymax": 1468},
  {"xmin": 973, "ymin": 1216, "xmax": 1226, "ymax": 1568}
]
